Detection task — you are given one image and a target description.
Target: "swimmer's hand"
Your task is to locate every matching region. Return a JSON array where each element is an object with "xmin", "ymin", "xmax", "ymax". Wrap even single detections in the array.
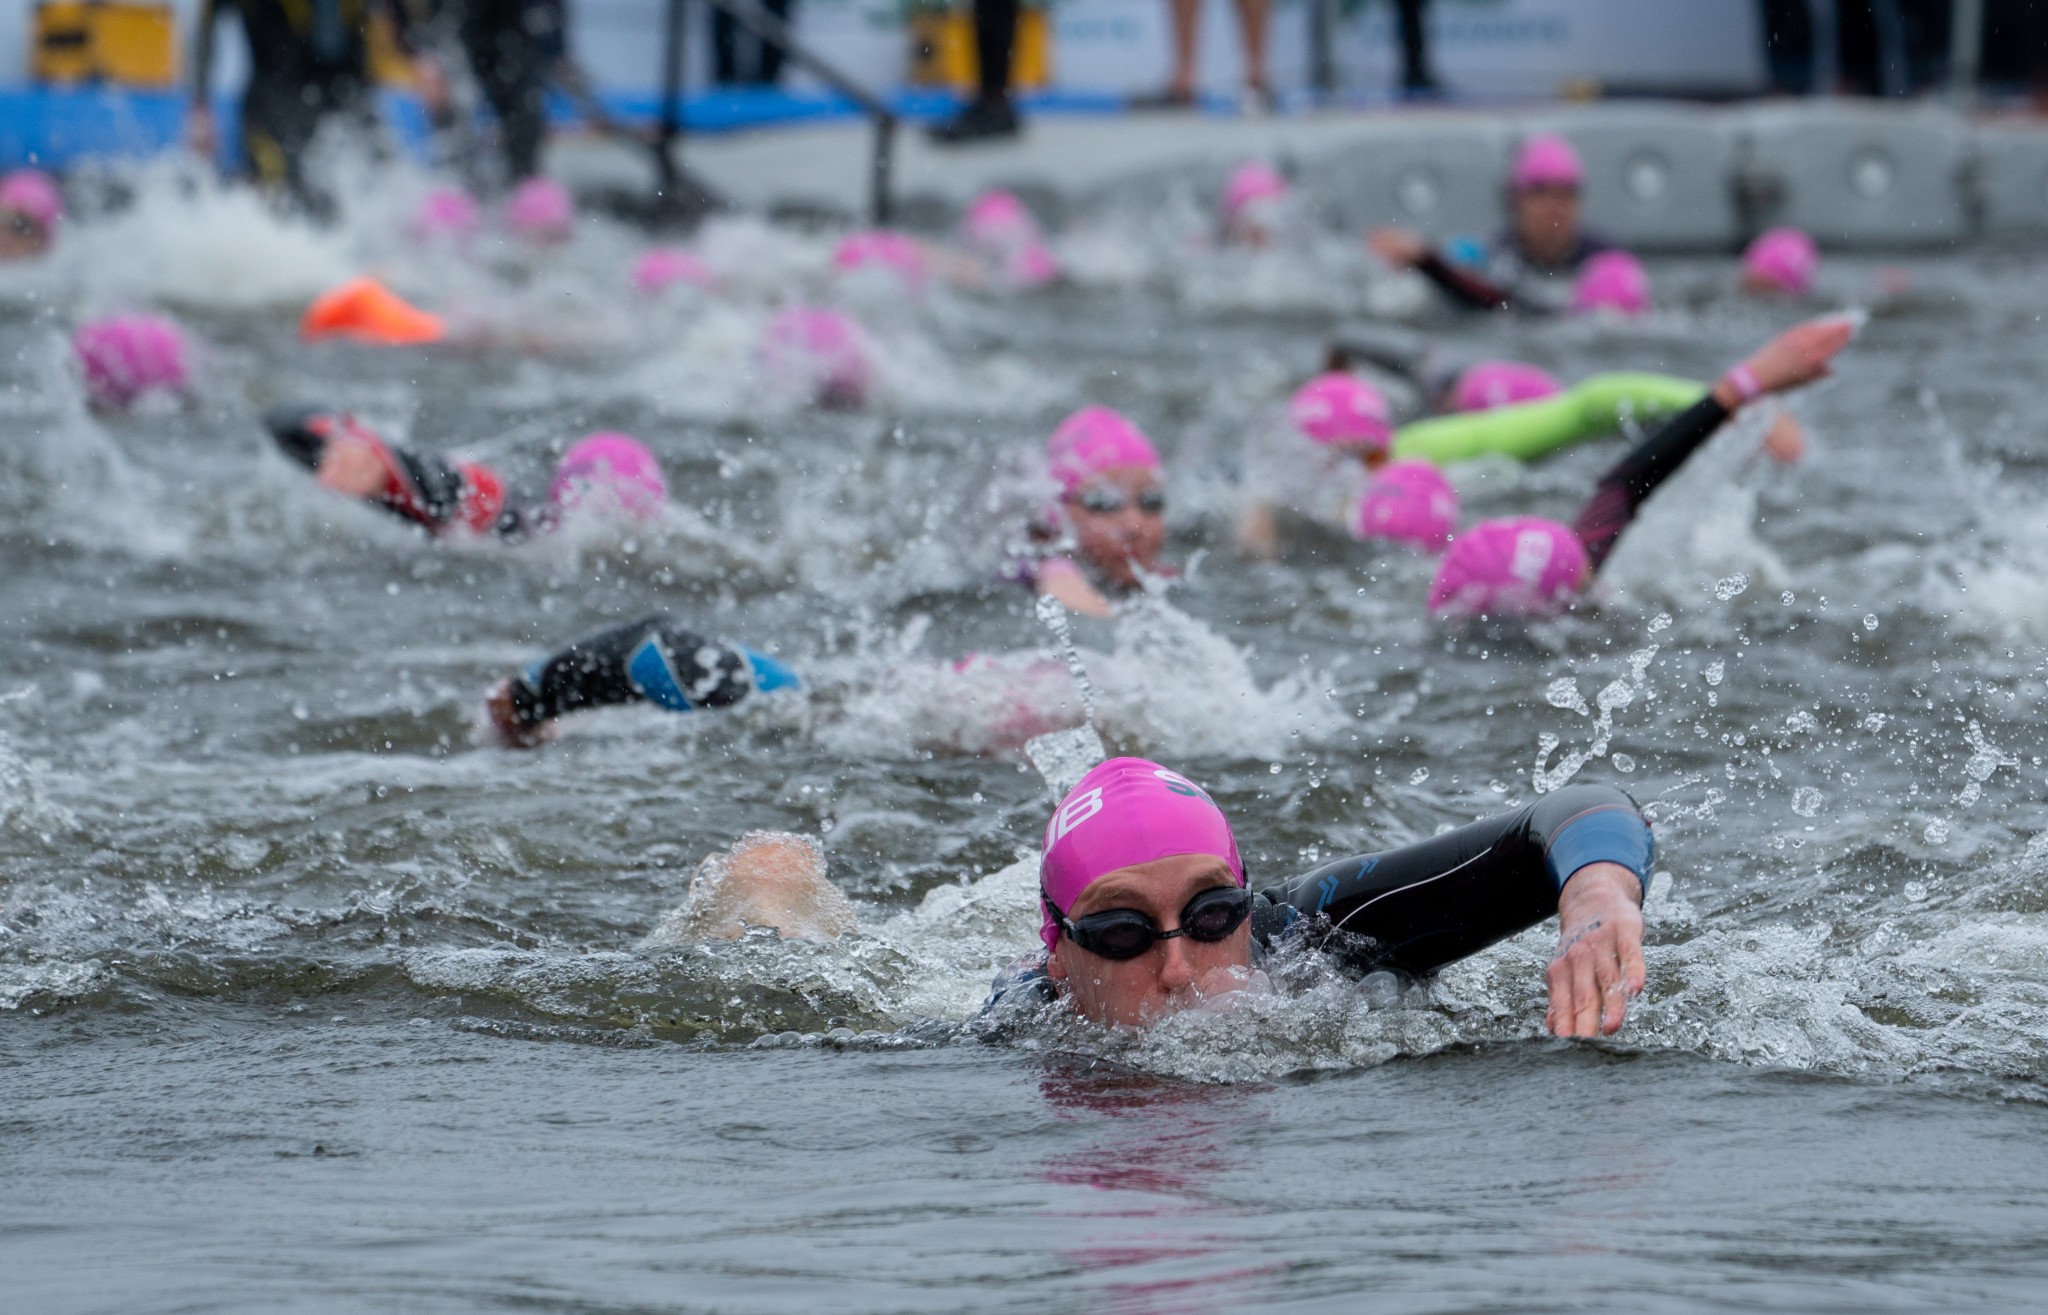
[
  {"xmin": 484, "ymin": 677, "xmax": 554, "ymax": 749},
  {"xmin": 1366, "ymin": 228, "xmax": 1428, "ymax": 268},
  {"xmin": 1546, "ymin": 861, "xmax": 1646, "ymax": 1039},
  {"xmin": 1762, "ymin": 411, "xmax": 1806, "ymax": 465},
  {"xmin": 1716, "ymin": 314, "xmax": 1857, "ymax": 409}
]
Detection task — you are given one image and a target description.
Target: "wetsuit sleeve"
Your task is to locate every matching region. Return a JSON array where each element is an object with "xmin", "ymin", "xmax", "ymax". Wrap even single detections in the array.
[
  {"xmin": 1251, "ymin": 783, "xmax": 1652, "ymax": 978},
  {"xmin": 1570, "ymin": 393, "xmax": 1733, "ymax": 574},
  {"xmin": 263, "ymin": 402, "xmax": 528, "ymax": 537},
  {"xmin": 1415, "ymin": 251, "xmax": 1515, "ymax": 311},
  {"xmin": 503, "ymin": 615, "xmax": 792, "ymax": 729}
]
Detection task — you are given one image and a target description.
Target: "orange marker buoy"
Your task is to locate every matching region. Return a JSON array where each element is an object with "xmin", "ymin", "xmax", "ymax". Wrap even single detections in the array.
[{"xmin": 301, "ymin": 277, "xmax": 447, "ymax": 345}]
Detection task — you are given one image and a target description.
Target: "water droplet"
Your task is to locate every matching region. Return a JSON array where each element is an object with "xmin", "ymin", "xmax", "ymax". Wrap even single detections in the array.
[
  {"xmin": 1704, "ymin": 661, "xmax": 1726, "ymax": 687},
  {"xmin": 1269, "ymin": 763, "xmax": 1282, "ymax": 775},
  {"xmin": 1649, "ymin": 613, "xmax": 1673, "ymax": 634},
  {"xmin": 1904, "ymin": 881, "xmax": 1929, "ymax": 902},
  {"xmin": 1781, "ymin": 591, "xmax": 1796, "ymax": 605},
  {"xmin": 1792, "ymin": 787, "xmax": 1823, "ymax": 817},
  {"xmin": 1409, "ymin": 767, "xmax": 1430, "ymax": 785},
  {"xmin": 1545, "ymin": 678, "xmax": 1589, "ymax": 716},
  {"xmin": 1863, "ymin": 714, "xmax": 1889, "ymax": 732},
  {"xmin": 1713, "ymin": 574, "xmax": 1750, "ymax": 602},
  {"xmin": 1862, "ymin": 614, "xmax": 1879, "ymax": 631},
  {"xmin": 1612, "ymin": 753, "xmax": 1636, "ymax": 773},
  {"xmin": 1923, "ymin": 819, "xmax": 1951, "ymax": 845}
]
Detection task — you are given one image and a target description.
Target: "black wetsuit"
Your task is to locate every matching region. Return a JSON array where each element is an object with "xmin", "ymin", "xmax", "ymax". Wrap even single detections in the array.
[
  {"xmin": 1415, "ymin": 230, "xmax": 1613, "ymax": 314},
  {"xmin": 191, "ymin": 0, "xmax": 403, "ymax": 212},
  {"xmin": 985, "ymin": 782, "xmax": 1652, "ymax": 1011},
  {"xmin": 1571, "ymin": 392, "xmax": 1732, "ymax": 573},
  {"xmin": 502, "ymin": 615, "xmax": 801, "ymax": 732},
  {"xmin": 266, "ymin": 402, "xmax": 545, "ymax": 539}
]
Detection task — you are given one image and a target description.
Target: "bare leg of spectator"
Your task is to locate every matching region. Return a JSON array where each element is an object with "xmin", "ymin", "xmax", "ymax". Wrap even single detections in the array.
[
  {"xmin": 1168, "ymin": 0, "xmax": 1202, "ymax": 102},
  {"xmin": 1234, "ymin": 0, "xmax": 1272, "ymax": 106}
]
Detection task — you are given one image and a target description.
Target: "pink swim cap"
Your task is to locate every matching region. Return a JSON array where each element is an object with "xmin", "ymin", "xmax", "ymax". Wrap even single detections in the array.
[
  {"xmin": 1451, "ymin": 360, "xmax": 1563, "ymax": 413},
  {"xmin": 411, "ymin": 187, "xmax": 480, "ymax": 244},
  {"xmin": 1511, "ymin": 134, "xmax": 1584, "ymax": 192},
  {"xmin": 1572, "ymin": 250, "xmax": 1650, "ymax": 316},
  {"xmin": 0, "ymin": 169, "xmax": 61, "ymax": 233},
  {"xmin": 1005, "ymin": 240, "xmax": 1060, "ymax": 289},
  {"xmin": 1351, "ymin": 459, "xmax": 1458, "ymax": 550},
  {"xmin": 1221, "ymin": 161, "xmax": 1288, "ymax": 227},
  {"xmin": 549, "ymin": 433, "xmax": 668, "ymax": 520},
  {"xmin": 1046, "ymin": 406, "xmax": 1161, "ymax": 495},
  {"xmin": 1428, "ymin": 517, "xmax": 1588, "ymax": 617},
  {"xmin": 72, "ymin": 314, "xmax": 190, "ymax": 410},
  {"xmin": 1288, "ymin": 373, "xmax": 1391, "ymax": 450},
  {"xmin": 632, "ymin": 247, "xmax": 715, "ymax": 295},
  {"xmin": 758, "ymin": 307, "xmax": 874, "ymax": 408},
  {"xmin": 1040, "ymin": 757, "xmax": 1244, "ymax": 953},
  {"xmin": 962, "ymin": 189, "xmax": 1041, "ymax": 250},
  {"xmin": 504, "ymin": 177, "xmax": 576, "ymax": 243},
  {"xmin": 832, "ymin": 230, "xmax": 928, "ymax": 291},
  {"xmin": 1742, "ymin": 227, "xmax": 1819, "ymax": 296}
]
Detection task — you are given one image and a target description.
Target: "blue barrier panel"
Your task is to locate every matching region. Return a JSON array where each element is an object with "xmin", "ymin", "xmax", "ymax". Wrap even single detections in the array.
[{"xmin": 0, "ymin": 85, "xmax": 1134, "ymax": 169}]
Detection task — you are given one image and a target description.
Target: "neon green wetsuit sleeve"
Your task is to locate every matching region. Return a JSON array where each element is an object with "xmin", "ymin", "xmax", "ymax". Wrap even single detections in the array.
[{"xmin": 1390, "ymin": 372, "xmax": 1706, "ymax": 465}]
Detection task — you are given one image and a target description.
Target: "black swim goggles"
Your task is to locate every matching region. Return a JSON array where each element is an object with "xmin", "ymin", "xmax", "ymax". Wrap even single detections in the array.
[
  {"xmin": 1069, "ymin": 485, "xmax": 1167, "ymax": 516},
  {"xmin": 1043, "ymin": 885, "xmax": 1253, "ymax": 961}
]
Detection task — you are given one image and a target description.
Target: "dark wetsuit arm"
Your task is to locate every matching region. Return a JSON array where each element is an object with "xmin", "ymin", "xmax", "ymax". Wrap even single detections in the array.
[
  {"xmin": 1252, "ymin": 783, "xmax": 1652, "ymax": 978},
  {"xmin": 1415, "ymin": 251, "xmax": 1515, "ymax": 311},
  {"xmin": 1570, "ymin": 394, "xmax": 1733, "ymax": 574},
  {"xmin": 504, "ymin": 615, "xmax": 770, "ymax": 729}
]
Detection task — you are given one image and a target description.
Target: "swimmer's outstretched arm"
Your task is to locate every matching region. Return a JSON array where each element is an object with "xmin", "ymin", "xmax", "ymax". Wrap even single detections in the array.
[
  {"xmin": 1571, "ymin": 315, "xmax": 1854, "ymax": 572},
  {"xmin": 265, "ymin": 402, "xmax": 514, "ymax": 536},
  {"xmin": 1368, "ymin": 229, "xmax": 1514, "ymax": 311},
  {"xmin": 1255, "ymin": 782, "xmax": 1653, "ymax": 1037},
  {"xmin": 1035, "ymin": 559, "xmax": 1115, "ymax": 619},
  {"xmin": 485, "ymin": 614, "xmax": 796, "ymax": 747}
]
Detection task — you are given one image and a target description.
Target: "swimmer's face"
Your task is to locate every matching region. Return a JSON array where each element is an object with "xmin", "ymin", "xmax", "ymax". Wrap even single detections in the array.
[
  {"xmin": 1065, "ymin": 465, "xmax": 1166, "ymax": 589},
  {"xmin": 1512, "ymin": 184, "xmax": 1580, "ymax": 265},
  {"xmin": 1047, "ymin": 854, "xmax": 1254, "ymax": 1028},
  {"xmin": 0, "ymin": 209, "xmax": 50, "ymax": 260}
]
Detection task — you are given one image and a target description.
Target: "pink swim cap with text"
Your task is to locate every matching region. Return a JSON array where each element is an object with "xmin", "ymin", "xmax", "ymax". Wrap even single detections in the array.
[
  {"xmin": 1429, "ymin": 517, "xmax": 1588, "ymax": 617},
  {"xmin": 1511, "ymin": 135, "xmax": 1583, "ymax": 192},
  {"xmin": 1289, "ymin": 373, "xmax": 1391, "ymax": 450},
  {"xmin": 1742, "ymin": 228, "xmax": 1819, "ymax": 296},
  {"xmin": 73, "ymin": 314, "xmax": 190, "ymax": 409},
  {"xmin": 1451, "ymin": 361, "xmax": 1563, "ymax": 413},
  {"xmin": 1352, "ymin": 460, "xmax": 1458, "ymax": 550},
  {"xmin": 550, "ymin": 433, "xmax": 669, "ymax": 521},
  {"xmin": 1046, "ymin": 406, "xmax": 1161, "ymax": 495},
  {"xmin": 1572, "ymin": 250, "xmax": 1650, "ymax": 316},
  {"xmin": 1040, "ymin": 757, "xmax": 1244, "ymax": 952}
]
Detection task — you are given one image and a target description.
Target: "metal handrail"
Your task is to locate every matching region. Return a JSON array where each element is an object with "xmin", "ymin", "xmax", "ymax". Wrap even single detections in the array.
[{"xmin": 655, "ymin": 0, "xmax": 898, "ymax": 224}]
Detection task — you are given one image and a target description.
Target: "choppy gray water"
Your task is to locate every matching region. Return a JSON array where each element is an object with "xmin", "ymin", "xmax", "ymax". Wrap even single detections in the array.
[{"xmin": 7, "ymin": 164, "xmax": 2048, "ymax": 1311}]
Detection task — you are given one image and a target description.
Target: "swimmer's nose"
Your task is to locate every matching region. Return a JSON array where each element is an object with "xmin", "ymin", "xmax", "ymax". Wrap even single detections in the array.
[{"xmin": 1154, "ymin": 932, "xmax": 1198, "ymax": 993}]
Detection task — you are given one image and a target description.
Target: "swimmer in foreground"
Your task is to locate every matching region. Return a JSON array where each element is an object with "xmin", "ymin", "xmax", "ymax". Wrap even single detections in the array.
[
  {"xmin": 267, "ymin": 404, "xmax": 666, "ymax": 541},
  {"xmin": 483, "ymin": 614, "xmax": 801, "ymax": 748},
  {"xmin": 992, "ymin": 756, "xmax": 1654, "ymax": 1037},
  {"xmin": 1367, "ymin": 134, "xmax": 1613, "ymax": 314},
  {"xmin": 1010, "ymin": 407, "xmax": 1175, "ymax": 618},
  {"xmin": 1429, "ymin": 314, "xmax": 1851, "ymax": 617}
]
